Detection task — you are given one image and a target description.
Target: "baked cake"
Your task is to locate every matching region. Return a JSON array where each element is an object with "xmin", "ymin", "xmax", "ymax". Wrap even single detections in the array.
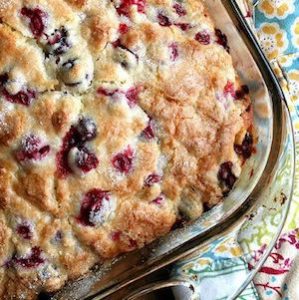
[{"xmin": 0, "ymin": 0, "xmax": 253, "ymax": 298}]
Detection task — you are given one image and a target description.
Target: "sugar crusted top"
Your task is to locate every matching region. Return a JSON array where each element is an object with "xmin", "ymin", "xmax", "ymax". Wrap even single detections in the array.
[{"xmin": 0, "ymin": 0, "xmax": 253, "ymax": 298}]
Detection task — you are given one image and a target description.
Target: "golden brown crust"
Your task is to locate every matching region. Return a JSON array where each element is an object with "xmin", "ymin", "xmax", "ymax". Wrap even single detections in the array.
[
  {"xmin": 14, "ymin": 169, "xmax": 58, "ymax": 215},
  {"xmin": 0, "ymin": 0, "xmax": 253, "ymax": 298},
  {"xmin": 0, "ymin": 111, "xmax": 27, "ymax": 146}
]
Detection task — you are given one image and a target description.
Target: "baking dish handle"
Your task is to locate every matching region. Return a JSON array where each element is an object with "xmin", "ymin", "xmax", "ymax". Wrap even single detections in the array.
[{"xmin": 123, "ymin": 279, "xmax": 196, "ymax": 300}]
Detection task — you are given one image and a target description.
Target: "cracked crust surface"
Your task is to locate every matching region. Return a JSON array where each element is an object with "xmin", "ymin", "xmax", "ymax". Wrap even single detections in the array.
[{"xmin": 0, "ymin": 0, "xmax": 253, "ymax": 298}]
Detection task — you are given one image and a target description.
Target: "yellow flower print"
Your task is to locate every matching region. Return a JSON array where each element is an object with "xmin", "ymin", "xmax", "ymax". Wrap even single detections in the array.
[
  {"xmin": 258, "ymin": 0, "xmax": 295, "ymax": 19},
  {"xmin": 288, "ymin": 70, "xmax": 299, "ymax": 103},
  {"xmin": 277, "ymin": 54, "xmax": 299, "ymax": 68},
  {"xmin": 291, "ymin": 17, "xmax": 299, "ymax": 49},
  {"xmin": 278, "ymin": 56, "xmax": 292, "ymax": 68},
  {"xmin": 257, "ymin": 23, "xmax": 288, "ymax": 60}
]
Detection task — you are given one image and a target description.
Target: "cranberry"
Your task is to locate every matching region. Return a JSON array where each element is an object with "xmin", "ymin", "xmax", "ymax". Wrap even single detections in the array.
[
  {"xmin": 0, "ymin": 73, "xmax": 8, "ymax": 85},
  {"xmin": 98, "ymin": 87, "xmax": 140, "ymax": 107},
  {"xmin": 77, "ymin": 117, "xmax": 97, "ymax": 142},
  {"xmin": 13, "ymin": 247, "xmax": 45, "ymax": 268},
  {"xmin": 47, "ymin": 27, "xmax": 71, "ymax": 56},
  {"xmin": 119, "ymin": 23, "xmax": 129, "ymax": 34},
  {"xmin": 48, "ymin": 31, "xmax": 62, "ymax": 45},
  {"xmin": 111, "ymin": 230, "xmax": 122, "ymax": 241},
  {"xmin": 116, "ymin": 0, "xmax": 146, "ymax": 17},
  {"xmin": 56, "ymin": 127, "xmax": 80, "ymax": 177},
  {"xmin": 77, "ymin": 189, "xmax": 110, "ymax": 226},
  {"xmin": 234, "ymin": 132, "xmax": 253, "ymax": 159},
  {"xmin": 152, "ymin": 195, "xmax": 164, "ymax": 205},
  {"xmin": 158, "ymin": 13, "xmax": 172, "ymax": 27},
  {"xmin": 16, "ymin": 135, "xmax": 50, "ymax": 162},
  {"xmin": 16, "ymin": 223, "xmax": 32, "ymax": 240},
  {"xmin": 144, "ymin": 173, "xmax": 161, "ymax": 187},
  {"xmin": 224, "ymin": 80, "xmax": 235, "ymax": 98},
  {"xmin": 112, "ymin": 39, "xmax": 122, "ymax": 48},
  {"xmin": 169, "ymin": 43, "xmax": 179, "ymax": 61},
  {"xmin": 75, "ymin": 147, "xmax": 99, "ymax": 173},
  {"xmin": 175, "ymin": 23, "xmax": 192, "ymax": 31},
  {"xmin": 56, "ymin": 118, "xmax": 98, "ymax": 178},
  {"xmin": 110, "ymin": 231, "xmax": 136, "ymax": 249},
  {"xmin": 215, "ymin": 29, "xmax": 229, "ymax": 52},
  {"xmin": 218, "ymin": 162, "xmax": 237, "ymax": 192},
  {"xmin": 173, "ymin": 3, "xmax": 186, "ymax": 16},
  {"xmin": 242, "ymin": 85, "xmax": 249, "ymax": 94},
  {"xmin": 195, "ymin": 31, "xmax": 211, "ymax": 45},
  {"xmin": 20, "ymin": 7, "xmax": 47, "ymax": 38},
  {"xmin": 112, "ymin": 146, "xmax": 134, "ymax": 174},
  {"xmin": 142, "ymin": 119, "xmax": 155, "ymax": 139},
  {"xmin": 2, "ymin": 88, "xmax": 36, "ymax": 106},
  {"xmin": 125, "ymin": 86, "xmax": 140, "ymax": 107},
  {"xmin": 129, "ymin": 238, "xmax": 137, "ymax": 249},
  {"xmin": 235, "ymin": 85, "xmax": 250, "ymax": 100},
  {"xmin": 97, "ymin": 87, "xmax": 119, "ymax": 97}
]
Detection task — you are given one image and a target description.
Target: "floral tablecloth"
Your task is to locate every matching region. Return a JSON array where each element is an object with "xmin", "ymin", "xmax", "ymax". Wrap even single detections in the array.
[
  {"xmin": 244, "ymin": 0, "xmax": 299, "ymax": 299},
  {"xmin": 172, "ymin": 1, "xmax": 299, "ymax": 299}
]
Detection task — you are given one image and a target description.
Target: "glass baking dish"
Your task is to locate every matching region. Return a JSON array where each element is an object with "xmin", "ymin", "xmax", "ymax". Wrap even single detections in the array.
[{"xmin": 49, "ymin": 0, "xmax": 296, "ymax": 299}]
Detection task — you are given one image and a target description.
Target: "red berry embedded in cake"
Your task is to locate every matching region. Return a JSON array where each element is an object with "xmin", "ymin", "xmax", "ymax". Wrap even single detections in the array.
[
  {"xmin": 142, "ymin": 119, "xmax": 155, "ymax": 139},
  {"xmin": 116, "ymin": 0, "xmax": 146, "ymax": 17},
  {"xmin": 16, "ymin": 222, "xmax": 33, "ymax": 240},
  {"xmin": 0, "ymin": 73, "xmax": 9, "ymax": 85},
  {"xmin": 56, "ymin": 117, "xmax": 98, "ymax": 177},
  {"xmin": 224, "ymin": 80, "xmax": 235, "ymax": 98},
  {"xmin": 119, "ymin": 23, "xmax": 129, "ymax": 34},
  {"xmin": 73, "ymin": 147, "xmax": 99, "ymax": 173},
  {"xmin": 175, "ymin": 23, "xmax": 192, "ymax": 31},
  {"xmin": 234, "ymin": 132, "xmax": 254, "ymax": 159},
  {"xmin": 158, "ymin": 13, "xmax": 172, "ymax": 27},
  {"xmin": 77, "ymin": 189, "xmax": 111, "ymax": 226},
  {"xmin": 98, "ymin": 86, "xmax": 140, "ymax": 108},
  {"xmin": 2, "ymin": 88, "xmax": 36, "ymax": 106},
  {"xmin": 111, "ymin": 230, "xmax": 122, "ymax": 241},
  {"xmin": 144, "ymin": 173, "xmax": 161, "ymax": 187},
  {"xmin": 151, "ymin": 194, "xmax": 164, "ymax": 205},
  {"xmin": 128, "ymin": 238, "xmax": 137, "ymax": 249},
  {"xmin": 97, "ymin": 87, "xmax": 119, "ymax": 97},
  {"xmin": 218, "ymin": 161, "xmax": 237, "ymax": 192},
  {"xmin": 13, "ymin": 247, "xmax": 45, "ymax": 268},
  {"xmin": 112, "ymin": 39, "xmax": 122, "ymax": 48},
  {"xmin": 77, "ymin": 117, "xmax": 97, "ymax": 142},
  {"xmin": 46, "ymin": 27, "xmax": 71, "ymax": 56},
  {"xmin": 215, "ymin": 29, "xmax": 229, "ymax": 51},
  {"xmin": 110, "ymin": 231, "xmax": 137, "ymax": 249},
  {"xmin": 235, "ymin": 85, "xmax": 250, "ymax": 100},
  {"xmin": 15, "ymin": 135, "xmax": 50, "ymax": 163},
  {"xmin": 56, "ymin": 126, "xmax": 79, "ymax": 177},
  {"xmin": 125, "ymin": 87, "xmax": 140, "ymax": 107},
  {"xmin": 112, "ymin": 146, "xmax": 134, "ymax": 174},
  {"xmin": 20, "ymin": 7, "xmax": 47, "ymax": 38},
  {"xmin": 173, "ymin": 3, "xmax": 186, "ymax": 16},
  {"xmin": 169, "ymin": 43, "xmax": 179, "ymax": 61},
  {"xmin": 195, "ymin": 31, "xmax": 211, "ymax": 45}
]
